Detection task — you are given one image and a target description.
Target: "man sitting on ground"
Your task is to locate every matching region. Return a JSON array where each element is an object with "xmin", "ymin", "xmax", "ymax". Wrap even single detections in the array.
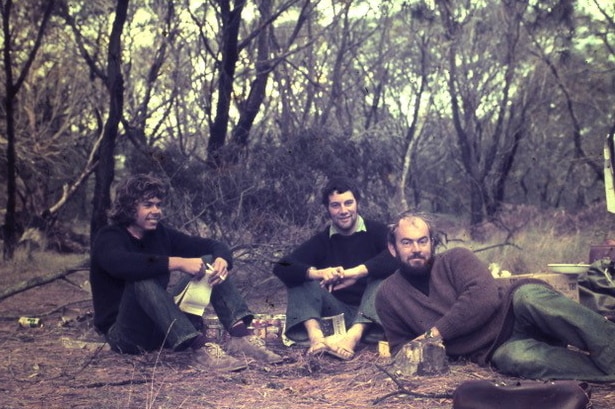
[
  {"xmin": 273, "ymin": 178, "xmax": 398, "ymax": 360},
  {"xmin": 91, "ymin": 173, "xmax": 282, "ymax": 372}
]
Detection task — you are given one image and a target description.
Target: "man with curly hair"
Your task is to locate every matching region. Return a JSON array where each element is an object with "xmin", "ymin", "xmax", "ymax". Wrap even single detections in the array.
[{"xmin": 90, "ymin": 173, "xmax": 282, "ymax": 371}]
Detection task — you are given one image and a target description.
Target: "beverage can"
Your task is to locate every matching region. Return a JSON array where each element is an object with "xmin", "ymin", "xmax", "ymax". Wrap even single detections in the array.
[
  {"xmin": 203, "ymin": 315, "xmax": 224, "ymax": 342},
  {"xmin": 378, "ymin": 340, "xmax": 391, "ymax": 358},
  {"xmin": 18, "ymin": 317, "xmax": 42, "ymax": 327},
  {"xmin": 251, "ymin": 315, "xmax": 267, "ymax": 339},
  {"xmin": 249, "ymin": 314, "xmax": 286, "ymax": 345}
]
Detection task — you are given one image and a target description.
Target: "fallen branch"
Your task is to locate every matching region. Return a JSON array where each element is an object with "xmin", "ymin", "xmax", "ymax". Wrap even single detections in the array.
[
  {"xmin": 0, "ymin": 260, "xmax": 90, "ymax": 302},
  {"xmin": 84, "ymin": 378, "xmax": 150, "ymax": 388},
  {"xmin": 0, "ymin": 298, "xmax": 92, "ymax": 321},
  {"xmin": 372, "ymin": 364, "xmax": 453, "ymax": 405},
  {"xmin": 473, "ymin": 241, "xmax": 521, "ymax": 253}
]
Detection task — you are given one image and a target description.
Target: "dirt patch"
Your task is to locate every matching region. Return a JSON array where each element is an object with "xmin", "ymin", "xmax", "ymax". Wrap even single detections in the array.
[{"xmin": 1, "ymin": 270, "xmax": 614, "ymax": 409}]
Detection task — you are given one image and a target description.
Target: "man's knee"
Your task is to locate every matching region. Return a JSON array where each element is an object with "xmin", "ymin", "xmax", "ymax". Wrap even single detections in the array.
[
  {"xmin": 512, "ymin": 283, "xmax": 559, "ymax": 313},
  {"xmin": 132, "ymin": 278, "xmax": 167, "ymax": 299},
  {"xmin": 491, "ymin": 339, "xmax": 540, "ymax": 375},
  {"xmin": 287, "ymin": 280, "xmax": 324, "ymax": 302},
  {"xmin": 513, "ymin": 283, "xmax": 551, "ymax": 300}
]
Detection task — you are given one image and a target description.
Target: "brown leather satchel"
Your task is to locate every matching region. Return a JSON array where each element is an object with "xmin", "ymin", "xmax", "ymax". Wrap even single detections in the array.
[{"xmin": 452, "ymin": 380, "xmax": 591, "ymax": 409}]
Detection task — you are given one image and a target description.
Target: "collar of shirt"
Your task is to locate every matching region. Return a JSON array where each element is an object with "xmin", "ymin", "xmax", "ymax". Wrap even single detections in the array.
[{"xmin": 329, "ymin": 215, "xmax": 367, "ymax": 237}]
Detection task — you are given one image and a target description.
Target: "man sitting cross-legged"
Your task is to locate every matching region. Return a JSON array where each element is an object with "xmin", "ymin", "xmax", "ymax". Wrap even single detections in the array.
[{"xmin": 273, "ymin": 178, "xmax": 398, "ymax": 359}]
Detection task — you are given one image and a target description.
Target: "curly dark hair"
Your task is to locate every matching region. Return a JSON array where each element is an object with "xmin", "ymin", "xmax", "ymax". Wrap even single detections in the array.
[
  {"xmin": 320, "ymin": 177, "xmax": 362, "ymax": 206},
  {"xmin": 108, "ymin": 174, "xmax": 168, "ymax": 226}
]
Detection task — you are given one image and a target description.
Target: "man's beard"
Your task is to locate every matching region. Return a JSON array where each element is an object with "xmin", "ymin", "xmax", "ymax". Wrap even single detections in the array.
[{"xmin": 398, "ymin": 255, "xmax": 433, "ymax": 278}]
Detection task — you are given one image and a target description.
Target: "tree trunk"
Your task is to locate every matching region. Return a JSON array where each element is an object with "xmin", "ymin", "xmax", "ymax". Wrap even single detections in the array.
[
  {"xmin": 1, "ymin": 0, "xmax": 55, "ymax": 260},
  {"xmin": 207, "ymin": 0, "xmax": 245, "ymax": 166},
  {"xmin": 230, "ymin": 0, "xmax": 272, "ymax": 152},
  {"xmin": 89, "ymin": 0, "xmax": 129, "ymax": 246}
]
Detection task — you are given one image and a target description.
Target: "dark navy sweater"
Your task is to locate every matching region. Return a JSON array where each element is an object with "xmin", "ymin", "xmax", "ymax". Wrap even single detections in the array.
[
  {"xmin": 273, "ymin": 219, "xmax": 398, "ymax": 306},
  {"xmin": 90, "ymin": 223, "xmax": 232, "ymax": 334}
]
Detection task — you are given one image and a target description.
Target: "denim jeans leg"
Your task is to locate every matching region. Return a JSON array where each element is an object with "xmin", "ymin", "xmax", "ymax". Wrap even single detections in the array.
[
  {"xmin": 209, "ymin": 276, "xmax": 253, "ymax": 331},
  {"xmin": 491, "ymin": 335, "xmax": 615, "ymax": 381},
  {"xmin": 355, "ymin": 278, "xmax": 384, "ymax": 325},
  {"xmin": 284, "ymin": 280, "xmax": 356, "ymax": 343},
  {"xmin": 108, "ymin": 278, "xmax": 200, "ymax": 353},
  {"xmin": 512, "ymin": 283, "xmax": 615, "ymax": 375},
  {"xmin": 355, "ymin": 278, "xmax": 385, "ymax": 342},
  {"xmin": 169, "ymin": 273, "xmax": 205, "ymax": 331}
]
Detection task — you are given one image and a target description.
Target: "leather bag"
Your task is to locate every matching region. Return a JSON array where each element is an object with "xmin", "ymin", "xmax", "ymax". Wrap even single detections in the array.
[{"xmin": 452, "ymin": 380, "xmax": 591, "ymax": 409}]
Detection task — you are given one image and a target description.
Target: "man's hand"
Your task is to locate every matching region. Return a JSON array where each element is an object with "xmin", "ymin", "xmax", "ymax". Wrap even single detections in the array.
[
  {"xmin": 307, "ymin": 266, "xmax": 344, "ymax": 291},
  {"xmin": 169, "ymin": 256, "xmax": 206, "ymax": 277},
  {"xmin": 207, "ymin": 257, "xmax": 229, "ymax": 286},
  {"xmin": 329, "ymin": 276, "xmax": 358, "ymax": 291},
  {"xmin": 312, "ymin": 264, "xmax": 369, "ymax": 292},
  {"xmin": 328, "ymin": 265, "xmax": 368, "ymax": 291},
  {"xmin": 168, "ymin": 256, "xmax": 229, "ymax": 286},
  {"xmin": 414, "ymin": 326, "xmax": 442, "ymax": 342}
]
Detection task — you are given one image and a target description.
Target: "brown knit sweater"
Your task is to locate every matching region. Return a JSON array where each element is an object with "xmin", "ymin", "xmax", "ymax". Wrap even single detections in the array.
[{"xmin": 376, "ymin": 247, "xmax": 512, "ymax": 365}]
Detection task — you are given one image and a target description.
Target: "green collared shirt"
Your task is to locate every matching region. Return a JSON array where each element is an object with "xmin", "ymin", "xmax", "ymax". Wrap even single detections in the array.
[{"xmin": 329, "ymin": 215, "xmax": 367, "ymax": 237}]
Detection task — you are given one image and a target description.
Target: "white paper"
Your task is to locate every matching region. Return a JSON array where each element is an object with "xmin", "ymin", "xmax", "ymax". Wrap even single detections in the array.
[{"xmin": 174, "ymin": 274, "xmax": 212, "ymax": 316}]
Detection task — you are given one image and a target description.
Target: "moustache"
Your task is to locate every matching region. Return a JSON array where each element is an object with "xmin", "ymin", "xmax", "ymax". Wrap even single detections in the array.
[{"xmin": 409, "ymin": 252, "xmax": 425, "ymax": 260}]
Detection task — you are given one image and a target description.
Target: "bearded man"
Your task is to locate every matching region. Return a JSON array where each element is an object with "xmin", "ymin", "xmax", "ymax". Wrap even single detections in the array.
[{"xmin": 376, "ymin": 211, "xmax": 615, "ymax": 381}]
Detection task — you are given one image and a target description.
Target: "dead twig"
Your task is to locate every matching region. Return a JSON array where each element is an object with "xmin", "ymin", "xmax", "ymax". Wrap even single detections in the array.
[
  {"xmin": 63, "ymin": 341, "xmax": 109, "ymax": 380},
  {"xmin": 372, "ymin": 364, "xmax": 453, "ymax": 405},
  {"xmin": 473, "ymin": 242, "xmax": 521, "ymax": 253},
  {"xmin": 0, "ymin": 261, "xmax": 89, "ymax": 302},
  {"xmin": 83, "ymin": 378, "xmax": 150, "ymax": 388},
  {"xmin": 0, "ymin": 297, "xmax": 92, "ymax": 321}
]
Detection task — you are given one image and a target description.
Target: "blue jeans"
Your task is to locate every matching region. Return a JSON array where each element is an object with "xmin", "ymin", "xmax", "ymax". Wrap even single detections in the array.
[
  {"xmin": 106, "ymin": 273, "xmax": 252, "ymax": 354},
  {"xmin": 491, "ymin": 284, "xmax": 615, "ymax": 381},
  {"xmin": 284, "ymin": 278, "xmax": 384, "ymax": 344}
]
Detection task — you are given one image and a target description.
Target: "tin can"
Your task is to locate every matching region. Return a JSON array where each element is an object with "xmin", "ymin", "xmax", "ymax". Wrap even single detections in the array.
[
  {"xmin": 249, "ymin": 314, "xmax": 286, "ymax": 345},
  {"xmin": 267, "ymin": 314, "xmax": 286, "ymax": 343},
  {"xmin": 250, "ymin": 315, "xmax": 267, "ymax": 339},
  {"xmin": 265, "ymin": 322, "xmax": 280, "ymax": 342},
  {"xmin": 18, "ymin": 317, "xmax": 41, "ymax": 327},
  {"xmin": 378, "ymin": 340, "xmax": 391, "ymax": 358},
  {"xmin": 203, "ymin": 315, "xmax": 224, "ymax": 342}
]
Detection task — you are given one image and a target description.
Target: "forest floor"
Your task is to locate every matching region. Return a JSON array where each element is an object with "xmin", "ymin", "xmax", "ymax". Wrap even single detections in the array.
[{"xmin": 1, "ymin": 268, "xmax": 614, "ymax": 409}]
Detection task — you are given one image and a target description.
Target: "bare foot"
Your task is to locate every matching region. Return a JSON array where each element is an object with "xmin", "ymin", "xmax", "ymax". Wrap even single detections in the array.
[
  {"xmin": 307, "ymin": 338, "xmax": 328, "ymax": 355},
  {"xmin": 323, "ymin": 334, "xmax": 356, "ymax": 360}
]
